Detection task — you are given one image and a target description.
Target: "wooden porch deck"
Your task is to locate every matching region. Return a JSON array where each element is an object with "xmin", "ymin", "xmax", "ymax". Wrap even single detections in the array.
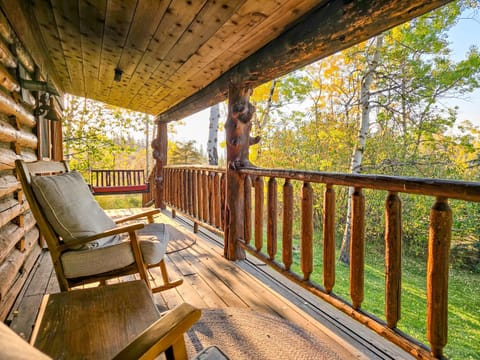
[{"xmin": 5, "ymin": 209, "xmax": 413, "ymax": 359}]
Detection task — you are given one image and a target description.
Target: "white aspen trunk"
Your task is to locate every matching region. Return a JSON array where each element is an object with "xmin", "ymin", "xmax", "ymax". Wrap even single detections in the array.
[
  {"xmin": 339, "ymin": 35, "xmax": 384, "ymax": 264},
  {"xmin": 207, "ymin": 103, "xmax": 220, "ymax": 165}
]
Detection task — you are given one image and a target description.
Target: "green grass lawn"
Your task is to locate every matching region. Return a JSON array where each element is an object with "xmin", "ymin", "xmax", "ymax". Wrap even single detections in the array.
[
  {"xmin": 288, "ymin": 242, "xmax": 479, "ymax": 359},
  {"xmin": 95, "ymin": 194, "xmax": 143, "ymax": 209}
]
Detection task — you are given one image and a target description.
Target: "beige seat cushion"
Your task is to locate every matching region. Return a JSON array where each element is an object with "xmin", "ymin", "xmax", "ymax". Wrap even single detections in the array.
[
  {"xmin": 136, "ymin": 223, "xmax": 169, "ymax": 266},
  {"xmin": 0, "ymin": 322, "xmax": 51, "ymax": 360},
  {"xmin": 31, "ymin": 171, "xmax": 117, "ymax": 249},
  {"xmin": 61, "ymin": 223, "xmax": 169, "ymax": 278}
]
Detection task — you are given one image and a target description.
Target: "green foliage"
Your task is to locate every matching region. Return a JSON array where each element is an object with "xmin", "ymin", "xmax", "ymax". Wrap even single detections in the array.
[
  {"xmin": 63, "ymin": 95, "xmax": 154, "ymax": 177},
  {"xmin": 252, "ymin": 2, "xmax": 480, "ymax": 264},
  {"xmin": 248, "ymin": 4, "xmax": 480, "ymax": 358},
  {"xmin": 168, "ymin": 140, "xmax": 206, "ymax": 164}
]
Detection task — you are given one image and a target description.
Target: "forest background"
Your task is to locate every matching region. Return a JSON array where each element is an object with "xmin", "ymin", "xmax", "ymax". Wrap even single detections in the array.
[{"xmin": 63, "ymin": 2, "xmax": 479, "ymax": 358}]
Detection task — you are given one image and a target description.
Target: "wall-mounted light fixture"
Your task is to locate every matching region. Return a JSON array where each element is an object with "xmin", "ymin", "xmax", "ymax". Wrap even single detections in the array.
[
  {"xmin": 34, "ymin": 93, "xmax": 60, "ymax": 121},
  {"xmin": 114, "ymin": 68, "xmax": 123, "ymax": 82}
]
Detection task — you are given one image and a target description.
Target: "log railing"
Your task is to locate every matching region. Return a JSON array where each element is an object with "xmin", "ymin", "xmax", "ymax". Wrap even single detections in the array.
[
  {"xmin": 163, "ymin": 165, "xmax": 225, "ymax": 236},
  {"xmin": 162, "ymin": 164, "xmax": 480, "ymax": 359}
]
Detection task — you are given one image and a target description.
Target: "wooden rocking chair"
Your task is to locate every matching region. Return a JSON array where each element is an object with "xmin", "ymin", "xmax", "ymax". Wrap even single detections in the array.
[
  {"xmin": 15, "ymin": 159, "xmax": 183, "ymax": 292},
  {"xmin": 1, "ymin": 302, "xmax": 228, "ymax": 359}
]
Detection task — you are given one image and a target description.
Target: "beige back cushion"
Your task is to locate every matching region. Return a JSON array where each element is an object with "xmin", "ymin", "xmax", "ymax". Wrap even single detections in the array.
[
  {"xmin": 31, "ymin": 171, "xmax": 117, "ymax": 248},
  {"xmin": 0, "ymin": 322, "xmax": 51, "ymax": 360}
]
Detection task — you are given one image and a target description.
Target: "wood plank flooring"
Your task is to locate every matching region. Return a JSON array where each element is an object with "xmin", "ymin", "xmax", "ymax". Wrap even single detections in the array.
[{"xmin": 5, "ymin": 209, "xmax": 413, "ymax": 359}]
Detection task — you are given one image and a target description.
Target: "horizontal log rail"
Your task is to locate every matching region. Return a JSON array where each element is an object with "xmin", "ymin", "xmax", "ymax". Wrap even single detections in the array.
[
  {"xmin": 163, "ymin": 164, "xmax": 480, "ymax": 359},
  {"xmin": 89, "ymin": 169, "xmax": 149, "ymax": 195}
]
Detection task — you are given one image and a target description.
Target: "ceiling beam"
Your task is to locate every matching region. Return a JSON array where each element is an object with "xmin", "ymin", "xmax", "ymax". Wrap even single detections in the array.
[{"xmin": 156, "ymin": 0, "xmax": 452, "ymax": 123}]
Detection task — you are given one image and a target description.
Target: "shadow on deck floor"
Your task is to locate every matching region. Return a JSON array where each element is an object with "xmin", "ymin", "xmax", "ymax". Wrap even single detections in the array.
[{"xmin": 5, "ymin": 208, "xmax": 413, "ymax": 360}]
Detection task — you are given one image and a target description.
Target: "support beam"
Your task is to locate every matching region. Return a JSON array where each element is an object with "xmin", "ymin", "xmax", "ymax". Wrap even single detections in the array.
[
  {"xmin": 156, "ymin": 0, "xmax": 451, "ymax": 122},
  {"xmin": 152, "ymin": 122, "xmax": 168, "ymax": 209},
  {"xmin": 224, "ymin": 81, "xmax": 257, "ymax": 260}
]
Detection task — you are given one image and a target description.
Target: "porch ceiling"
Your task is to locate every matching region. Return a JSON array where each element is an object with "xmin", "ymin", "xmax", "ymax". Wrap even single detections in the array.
[{"xmin": 2, "ymin": 0, "xmax": 451, "ymax": 121}]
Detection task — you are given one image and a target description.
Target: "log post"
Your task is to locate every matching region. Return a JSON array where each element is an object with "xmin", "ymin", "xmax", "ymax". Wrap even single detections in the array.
[
  {"xmin": 224, "ymin": 81, "xmax": 259, "ymax": 260},
  {"xmin": 152, "ymin": 121, "xmax": 168, "ymax": 209},
  {"xmin": 427, "ymin": 197, "xmax": 452, "ymax": 358}
]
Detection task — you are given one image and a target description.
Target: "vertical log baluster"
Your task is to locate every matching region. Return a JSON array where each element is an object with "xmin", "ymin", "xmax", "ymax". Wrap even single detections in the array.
[
  {"xmin": 205, "ymin": 171, "xmax": 213, "ymax": 225},
  {"xmin": 176, "ymin": 170, "xmax": 181, "ymax": 210},
  {"xmin": 283, "ymin": 179, "xmax": 293, "ymax": 271},
  {"xmin": 385, "ymin": 191, "xmax": 402, "ymax": 328},
  {"xmin": 427, "ymin": 197, "xmax": 452, "ymax": 358},
  {"xmin": 183, "ymin": 170, "xmax": 188, "ymax": 212},
  {"xmin": 166, "ymin": 168, "xmax": 171, "ymax": 205},
  {"xmin": 163, "ymin": 168, "xmax": 168, "ymax": 205},
  {"xmin": 350, "ymin": 187, "xmax": 365, "ymax": 309},
  {"xmin": 202, "ymin": 171, "xmax": 209, "ymax": 222},
  {"xmin": 254, "ymin": 176, "xmax": 264, "ymax": 252},
  {"xmin": 197, "ymin": 171, "xmax": 203, "ymax": 222},
  {"xmin": 208, "ymin": 172, "xmax": 215, "ymax": 225},
  {"xmin": 179, "ymin": 170, "xmax": 184, "ymax": 212},
  {"xmin": 323, "ymin": 184, "xmax": 335, "ymax": 293},
  {"xmin": 187, "ymin": 170, "xmax": 193, "ymax": 215},
  {"xmin": 170, "ymin": 169, "xmax": 174, "ymax": 205},
  {"xmin": 244, "ymin": 175, "xmax": 252, "ymax": 245},
  {"xmin": 267, "ymin": 177, "xmax": 277, "ymax": 260},
  {"xmin": 170, "ymin": 169, "xmax": 174, "ymax": 206},
  {"xmin": 214, "ymin": 172, "xmax": 221, "ymax": 229},
  {"xmin": 301, "ymin": 182, "xmax": 313, "ymax": 281},
  {"xmin": 183, "ymin": 170, "xmax": 187, "ymax": 211},
  {"xmin": 174, "ymin": 170, "xmax": 179, "ymax": 209},
  {"xmin": 220, "ymin": 173, "xmax": 226, "ymax": 230},
  {"xmin": 192, "ymin": 169, "xmax": 198, "ymax": 219}
]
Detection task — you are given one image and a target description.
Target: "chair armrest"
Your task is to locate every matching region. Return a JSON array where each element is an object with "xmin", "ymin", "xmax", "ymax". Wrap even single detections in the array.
[
  {"xmin": 114, "ymin": 209, "xmax": 160, "ymax": 224},
  {"xmin": 112, "ymin": 303, "xmax": 201, "ymax": 360},
  {"xmin": 58, "ymin": 223, "xmax": 145, "ymax": 251}
]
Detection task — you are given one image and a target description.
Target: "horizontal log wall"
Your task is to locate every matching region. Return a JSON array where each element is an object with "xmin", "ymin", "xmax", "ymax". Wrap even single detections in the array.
[
  {"xmin": 163, "ymin": 164, "xmax": 480, "ymax": 359},
  {"xmin": 0, "ymin": 12, "xmax": 42, "ymax": 321}
]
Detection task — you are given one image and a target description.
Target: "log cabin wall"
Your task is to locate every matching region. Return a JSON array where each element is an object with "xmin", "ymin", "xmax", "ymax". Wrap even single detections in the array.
[{"xmin": 0, "ymin": 10, "xmax": 59, "ymax": 320}]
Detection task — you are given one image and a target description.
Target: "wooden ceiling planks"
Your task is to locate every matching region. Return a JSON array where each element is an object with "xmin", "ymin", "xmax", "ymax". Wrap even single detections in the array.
[
  {"xmin": 109, "ymin": 1, "xmax": 170, "ymax": 105},
  {"xmin": 32, "ymin": 0, "xmax": 70, "ymax": 91},
  {"xmin": 125, "ymin": 0, "xmax": 208, "ymax": 111},
  {"xmin": 50, "ymin": 0, "xmax": 84, "ymax": 96},
  {"xmin": 78, "ymin": 0, "xmax": 106, "ymax": 100},
  {"xmin": 146, "ymin": 0, "xmax": 246, "ymax": 100},
  {"xmin": 2, "ymin": 0, "xmax": 453, "ymax": 118},
  {"xmin": 157, "ymin": 0, "xmax": 452, "ymax": 122},
  {"xmin": 98, "ymin": 0, "xmax": 137, "ymax": 101},
  {"xmin": 152, "ymin": 0, "xmax": 325, "ymax": 113}
]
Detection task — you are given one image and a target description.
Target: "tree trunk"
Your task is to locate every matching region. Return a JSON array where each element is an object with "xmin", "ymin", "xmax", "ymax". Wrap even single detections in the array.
[
  {"xmin": 207, "ymin": 103, "xmax": 220, "ymax": 165},
  {"xmin": 224, "ymin": 81, "xmax": 258, "ymax": 260},
  {"xmin": 339, "ymin": 35, "xmax": 384, "ymax": 264}
]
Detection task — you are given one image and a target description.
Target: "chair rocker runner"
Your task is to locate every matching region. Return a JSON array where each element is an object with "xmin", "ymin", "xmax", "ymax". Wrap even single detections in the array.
[{"xmin": 15, "ymin": 159, "xmax": 183, "ymax": 292}]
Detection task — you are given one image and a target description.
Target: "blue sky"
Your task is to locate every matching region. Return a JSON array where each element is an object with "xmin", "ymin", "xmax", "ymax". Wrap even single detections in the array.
[
  {"xmin": 445, "ymin": 8, "xmax": 480, "ymax": 127},
  {"xmin": 173, "ymin": 7, "xmax": 480, "ymax": 147}
]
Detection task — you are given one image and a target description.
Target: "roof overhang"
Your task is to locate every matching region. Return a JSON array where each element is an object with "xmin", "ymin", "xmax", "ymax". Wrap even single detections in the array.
[{"xmin": 0, "ymin": 0, "xmax": 452, "ymax": 122}]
